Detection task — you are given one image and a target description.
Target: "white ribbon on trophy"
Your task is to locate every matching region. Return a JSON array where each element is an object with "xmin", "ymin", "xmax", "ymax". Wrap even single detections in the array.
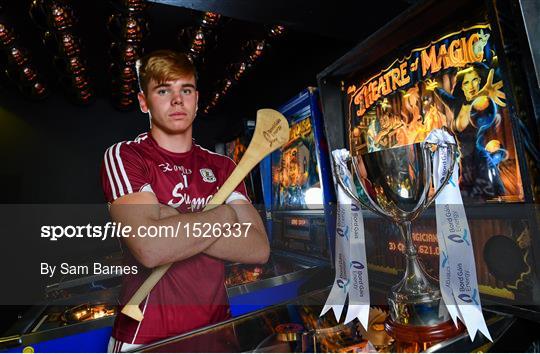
[
  {"xmin": 320, "ymin": 149, "xmax": 370, "ymax": 332},
  {"xmin": 426, "ymin": 129, "xmax": 492, "ymax": 342}
]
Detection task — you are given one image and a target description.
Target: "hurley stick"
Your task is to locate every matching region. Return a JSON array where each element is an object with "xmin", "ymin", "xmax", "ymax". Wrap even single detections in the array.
[{"xmin": 121, "ymin": 109, "xmax": 290, "ymax": 321}]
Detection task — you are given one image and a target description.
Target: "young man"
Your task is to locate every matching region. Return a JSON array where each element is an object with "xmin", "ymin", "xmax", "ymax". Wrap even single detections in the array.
[{"xmin": 101, "ymin": 50, "xmax": 269, "ymax": 351}]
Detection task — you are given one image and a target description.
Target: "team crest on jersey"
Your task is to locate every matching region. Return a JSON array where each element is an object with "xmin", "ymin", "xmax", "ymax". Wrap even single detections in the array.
[{"xmin": 199, "ymin": 168, "xmax": 216, "ymax": 183}]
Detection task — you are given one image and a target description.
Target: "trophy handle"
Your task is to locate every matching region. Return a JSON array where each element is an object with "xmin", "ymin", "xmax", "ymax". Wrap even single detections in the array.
[
  {"xmin": 426, "ymin": 127, "xmax": 460, "ymax": 205},
  {"xmin": 331, "ymin": 152, "xmax": 382, "ymax": 216}
]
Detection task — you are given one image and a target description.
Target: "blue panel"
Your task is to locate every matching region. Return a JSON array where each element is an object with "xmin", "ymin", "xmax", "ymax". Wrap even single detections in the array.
[
  {"xmin": 308, "ymin": 89, "xmax": 337, "ymax": 261},
  {"xmin": 259, "ymin": 155, "xmax": 273, "ymax": 241},
  {"xmin": 4, "ymin": 327, "xmax": 112, "ymax": 353},
  {"xmin": 229, "ymin": 279, "xmax": 307, "ymax": 317}
]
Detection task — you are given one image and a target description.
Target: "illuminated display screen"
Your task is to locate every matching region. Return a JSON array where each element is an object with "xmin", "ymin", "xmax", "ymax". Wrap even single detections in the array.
[
  {"xmin": 271, "ymin": 116, "xmax": 320, "ymax": 209},
  {"xmin": 287, "ymin": 218, "xmax": 308, "ymax": 227},
  {"xmin": 225, "ymin": 137, "xmax": 247, "ymax": 164},
  {"xmin": 345, "ymin": 24, "xmax": 524, "ymax": 204},
  {"xmin": 225, "ymin": 136, "xmax": 259, "ymax": 202},
  {"xmin": 388, "ymin": 231, "xmax": 440, "ymax": 256}
]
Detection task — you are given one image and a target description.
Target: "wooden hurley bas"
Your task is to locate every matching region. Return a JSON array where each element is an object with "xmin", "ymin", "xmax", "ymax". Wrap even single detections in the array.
[{"xmin": 121, "ymin": 108, "xmax": 290, "ymax": 322}]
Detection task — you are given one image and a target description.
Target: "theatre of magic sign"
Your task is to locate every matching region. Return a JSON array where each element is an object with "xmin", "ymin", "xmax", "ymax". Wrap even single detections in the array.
[{"xmin": 346, "ymin": 24, "xmax": 523, "ymax": 202}]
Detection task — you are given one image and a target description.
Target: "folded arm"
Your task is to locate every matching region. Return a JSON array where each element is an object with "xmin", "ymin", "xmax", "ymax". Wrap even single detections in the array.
[
  {"xmin": 203, "ymin": 199, "xmax": 269, "ymax": 264},
  {"xmin": 109, "ymin": 191, "xmax": 238, "ymax": 268},
  {"xmin": 159, "ymin": 199, "xmax": 270, "ymax": 264}
]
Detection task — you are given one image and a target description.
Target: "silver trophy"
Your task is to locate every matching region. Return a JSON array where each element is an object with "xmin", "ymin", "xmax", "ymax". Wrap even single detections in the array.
[{"xmin": 334, "ymin": 131, "xmax": 459, "ymax": 337}]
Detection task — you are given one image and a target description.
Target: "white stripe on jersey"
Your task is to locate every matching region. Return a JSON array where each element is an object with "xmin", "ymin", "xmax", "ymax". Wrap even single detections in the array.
[
  {"xmin": 131, "ymin": 293, "xmax": 150, "ymax": 344},
  {"xmin": 115, "ymin": 142, "xmax": 133, "ymax": 194},
  {"xmin": 104, "ymin": 147, "xmax": 118, "ymax": 200},
  {"xmin": 226, "ymin": 191, "xmax": 248, "ymax": 204},
  {"xmin": 134, "ymin": 133, "xmax": 148, "ymax": 144},
  {"xmin": 107, "ymin": 145, "xmax": 126, "ymax": 197},
  {"xmin": 105, "ymin": 133, "xmax": 147, "ymax": 200}
]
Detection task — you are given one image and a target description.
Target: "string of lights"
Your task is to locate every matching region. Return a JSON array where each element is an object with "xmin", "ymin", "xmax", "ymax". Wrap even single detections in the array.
[
  {"xmin": 108, "ymin": 0, "xmax": 149, "ymax": 110},
  {"xmin": 0, "ymin": 17, "xmax": 48, "ymax": 99},
  {"xmin": 202, "ymin": 24, "xmax": 285, "ymax": 114},
  {"xmin": 29, "ymin": 0, "xmax": 94, "ymax": 104}
]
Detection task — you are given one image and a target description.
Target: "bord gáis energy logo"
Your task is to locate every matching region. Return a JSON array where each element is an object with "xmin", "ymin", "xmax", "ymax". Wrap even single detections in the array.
[
  {"xmin": 350, "ymin": 261, "xmax": 365, "ymax": 270},
  {"xmin": 458, "ymin": 289, "xmax": 479, "ymax": 305},
  {"xmin": 447, "ymin": 229, "xmax": 470, "ymax": 246},
  {"xmin": 336, "ymin": 226, "xmax": 350, "ymax": 241},
  {"xmin": 336, "ymin": 278, "xmax": 350, "ymax": 293}
]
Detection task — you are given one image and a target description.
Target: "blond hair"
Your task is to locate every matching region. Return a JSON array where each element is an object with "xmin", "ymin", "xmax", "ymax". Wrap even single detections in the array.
[{"xmin": 137, "ymin": 50, "xmax": 196, "ymax": 94}]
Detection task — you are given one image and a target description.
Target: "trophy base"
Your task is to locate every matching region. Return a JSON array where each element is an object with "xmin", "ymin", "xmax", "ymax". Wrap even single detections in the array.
[{"xmin": 385, "ymin": 318, "xmax": 464, "ymax": 352}]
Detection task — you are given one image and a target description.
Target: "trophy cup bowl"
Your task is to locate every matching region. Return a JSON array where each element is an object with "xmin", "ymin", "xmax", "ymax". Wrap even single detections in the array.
[{"xmin": 333, "ymin": 138, "xmax": 461, "ymax": 345}]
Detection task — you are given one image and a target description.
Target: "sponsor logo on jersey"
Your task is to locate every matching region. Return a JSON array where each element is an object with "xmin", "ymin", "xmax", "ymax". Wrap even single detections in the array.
[
  {"xmin": 158, "ymin": 163, "xmax": 192, "ymax": 174},
  {"xmin": 200, "ymin": 168, "xmax": 216, "ymax": 183}
]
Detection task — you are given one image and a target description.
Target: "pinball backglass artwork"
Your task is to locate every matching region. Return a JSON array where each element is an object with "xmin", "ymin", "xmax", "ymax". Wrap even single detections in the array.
[
  {"xmin": 346, "ymin": 24, "xmax": 524, "ymax": 203},
  {"xmin": 225, "ymin": 136, "xmax": 260, "ymax": 202},
  {"xmin": 271, "ymin": 116, "xmax": 319, "ymax": 210}
]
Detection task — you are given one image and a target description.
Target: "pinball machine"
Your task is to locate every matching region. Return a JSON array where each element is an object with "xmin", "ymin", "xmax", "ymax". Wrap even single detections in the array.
[
  {"xmin": 0, "ymin": 255, "xmax": 122, "ymax": 353},
  {"xmin": 221, "ymin": 88, "xmax": 337, "ymax": 317},
  {"xmin": 223, "ymin": 125, "xmax": 318, "ymax": 317},
  {"xmin": 262, "ymin": 88, "xmax": 335, "ymax": 255},
  {"xmin": 224, "ymin": 126, "xmax": 264, "ymax": 204},
  {"xmin": 316, "ymin": 0, "xmax": 540, "ymax": 350},
  {"xmin": 0, "ymin": 203, "xmax": 127, "ymax": 353}
]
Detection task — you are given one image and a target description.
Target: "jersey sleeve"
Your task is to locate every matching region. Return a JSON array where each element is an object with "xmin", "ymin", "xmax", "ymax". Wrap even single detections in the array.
[
  {"xmin": 100, "ymin": 142, "xmax": 151, "ymax": 203},
  {"xmin": 220, "ymin": 157, "xmax": 250, "ymax": 204}
]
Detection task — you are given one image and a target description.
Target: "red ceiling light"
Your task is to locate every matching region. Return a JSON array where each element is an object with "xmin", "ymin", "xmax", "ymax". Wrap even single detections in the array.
[
  {"xmin": 201, "ymin": 12, "xmax": 221, "ymax": 28},
  {"xmin": 246, "ymin": 40, "xmax": 266, "ymax": 62},
  {"xmin": 0, "ymin": 23, "xmax": 15, "ymax": 48},
  {"xmin": 191, "ymin": 29, "xmax": 205, "ymax": 52},
  {"xmin": 4, "ymin": 60, "xmax": 48, "ymax": 100},
  {"xmin": 231, "ymin": 62, "xmax": 249, "ymax": 81},
  {"xmin": 108, "ymin": 0, "xmax": 148, "ymax": 110},
  {"xmin": 120, "ymin": 65, "xmax": 136, "ymax": 81},
  {"xmin": 49, "ymin": 2, "xmax": 74, "ymax": 31},
  {"xmin": 21, "ymin": 66, "xmax": 38, "ymax": 82},
  {"xmin": 268, "ymin": 25, "xmax": 285, "ymax": 38},
  {"xmin": 31, "ymin": 81, "xmax": 47, "ymax": 97},
  {"xmin": 58, "ymin": 32, "xmax": 80, "ymax": 57},
  {"xmin": 180, "ymin": 11, "xmax": 223, "ymax": 63},
  {"xmin": 0, "ymin": 18, "xmax": 48, "ymax": 99},
  {"xmin": 74, "ymin": 86, "xmax": 93, "ymax": 104},
  {"xmin": 8, "ymin": 47, "xmax": 29, "ymax": 66},
  {"xmin": 29, "ymin": 0, "xmax": 94, "ymax": 104},
  {"xmin": 66, "ymin": 56, "xmax": 85, "ymax": 75},
  {"xmin": 107, "ymin": 14, "xmax": 147, "ymax": 43},
  {"xmin": 71, "ymin": 74, "xmax": 89, "ymax": 89},
  {"xmin": 123, "ymin": 16, "xmax": 145, "ymax": 43},
  {"xmin": 121, "ymin": 44, "xmax": 138, "ymax": 63},
  {"xmin": 109, "ymin": 42, "xmax": 140, "ymax": 64},
  {"xmin": 202, "ymin": 24, "xmax": 286, "ymax": 114},
  {"xmin": 222, "ymin": 78, "xmax": 233, "ymax": 91}
]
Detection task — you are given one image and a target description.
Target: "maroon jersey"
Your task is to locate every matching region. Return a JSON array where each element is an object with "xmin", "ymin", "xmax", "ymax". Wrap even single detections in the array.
[{"xmin": 101, "ymin": 132, "xmax": 248, "ymax": 344}]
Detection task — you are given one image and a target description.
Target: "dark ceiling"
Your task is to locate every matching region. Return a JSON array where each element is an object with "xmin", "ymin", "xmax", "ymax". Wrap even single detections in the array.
[{"xmin": 0, "ymin": 0, "xmax": 413, "ymax": 141}]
